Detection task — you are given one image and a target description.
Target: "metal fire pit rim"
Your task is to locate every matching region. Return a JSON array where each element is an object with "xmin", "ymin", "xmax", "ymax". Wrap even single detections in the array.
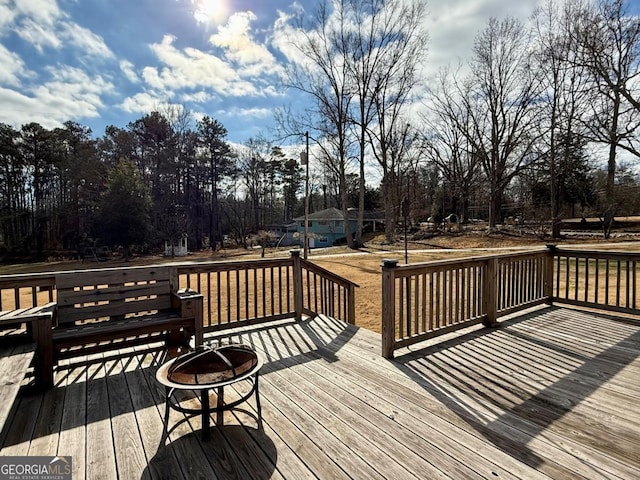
[{"xmin": 156, "ymin": 343, "xmax": 263, "ymax": 390}]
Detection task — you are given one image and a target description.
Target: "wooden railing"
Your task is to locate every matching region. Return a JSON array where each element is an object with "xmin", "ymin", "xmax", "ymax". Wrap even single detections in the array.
[
  {"xmin": 299, "ymin": 256, "xmax": 357, "ymax": 324},
  {"xmin": 176, "ymin": 257, "xmax": 297, "ymax": 331},
  {"xmin": 0, "ymin": 272, "xmax": 56, "ymax": 311},
  {"xmin": 382, "ymin": 248, "xmax": 554, "ymax": 358},
  {"xmin": 551, "ymin": 247, "xmax": 640, "ymax": 315},
  {"xmin": 0, "ymin": 251, "xmax": 357, "ymax": 334},
  {"xmin": 175, "ymin": 251, "xmax": 358, "ymax": 331}
]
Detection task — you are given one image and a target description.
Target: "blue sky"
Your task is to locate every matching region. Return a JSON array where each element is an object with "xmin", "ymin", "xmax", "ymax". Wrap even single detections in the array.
[{"xmin": 2, "ymin": 0, "xmax": 619, "ymax": 146}]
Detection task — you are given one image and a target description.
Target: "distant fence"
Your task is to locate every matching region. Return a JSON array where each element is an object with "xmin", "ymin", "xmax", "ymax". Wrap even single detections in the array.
[{"xmin": 381, "ymin": 245, "xmax": 640, "ymax": 358}]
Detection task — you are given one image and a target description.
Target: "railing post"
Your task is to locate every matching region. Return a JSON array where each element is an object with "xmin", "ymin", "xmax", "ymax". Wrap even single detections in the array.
[
  {"xmin": 381, "ymin": 259, "xmax": 398, "ymax": 359},
  {"xmin": 545, "ymin": 244, "xmax": 556, "ymax": 305},
  {"xmin": 168, "ymin": 266, "xmax": 180, "ymax": 292},
  {"xmin": 291, "ymin": 250, "xmax": 303, "ymax": 321},
  {"xmin": 347, "ymin": 285, "xmax": 356, "ymax": 325},
  {"xmin": 483, "ymin": 257, "xmax": 499, "ymax": 327}
]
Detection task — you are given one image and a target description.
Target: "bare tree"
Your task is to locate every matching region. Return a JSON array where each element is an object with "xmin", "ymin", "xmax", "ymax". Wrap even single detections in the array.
[
  {"xmin": 363, "ymin": 2, "xmax": 428, "ymax": 243},
  {"xmin": 282, "ymin": 0, "xmax": 427, "ymax": 247},
  {"xmin": 346, "ymin": 0, "xmax": 428, "ymax": 245},
  {"xmin": 422, "ymin": 69, "xmax": 482, "ymax": 225},
  {"xmin": 283, "ymin": 0, "xmax": 356, "ymax": 247},
  {"xmin": 467, "ymin": 17, "xmax": 544, "ymax": 229},
  {"xmin": 532, "ymin": 0, "xmax": 591, "ymax": 237},
  {"xmin": 572, "ymin": 0, "xmax": 640, "ymax": 236}
]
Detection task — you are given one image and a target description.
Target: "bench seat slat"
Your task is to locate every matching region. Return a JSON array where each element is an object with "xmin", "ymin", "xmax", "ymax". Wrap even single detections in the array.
[
  {"xmin": 56, "ymin": 267, "xmax": 170, "ymax": 289},
  {"xmin": 56, "ymin": 282, "xmax": 170, "ymax": 305},
  {"xmin": 53, "ymin": 313, "xmax": 191, "ymax": 342},
  {"xmin": 57, "ymin": 298, "xmax": 170, "ymax": 325}
]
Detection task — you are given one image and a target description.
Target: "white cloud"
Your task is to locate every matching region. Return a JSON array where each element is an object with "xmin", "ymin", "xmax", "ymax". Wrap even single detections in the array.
[
  {"xmin": 0, "ymin": 3, "xmax": 17, "ymax": 33},
  {"xmin": 118, "ymin": 92, "xmax": 189, "ymax": 118},
  {"xmin": 181, "ymin": 91, "xmax": 213, "ymax": 103},
  {"xmin": 425, "ymin": 0, "xmax": 541, "ymax": 76},
  {"xmin": 12, "ymin": 0, "xmax": 62, "ymax": 26},
  {"xmin": 141, "ymin": 66, "xmax": 165, "ymax": 90},
  {"xmin": 5, "ymin": 0, "xmax": 113, "ymax": 58},
  {"xmin": 0, "ymin": 65, "xmax": 113, "ymax": 129},
  {"xmin": 119, "ymin": 60, "xmax": 139, "ymax": 83},
  {"xmin": 62, "ymin": 22, "xmax": 114, "ymax": 59},
  {"xmin": 119, "ymin": 91, "xmax": 163, "ymax": 114},
  {"xmin": 270, "ymin": 9, "xmax": 313, "ymax": 68},
  {"xmin": 209, "ymin": 11, "xmax": 283, "ymax": 77},
  {"xmin": 17, "ymin": 18, "xmax": 63, "ymax": 51},
  {"xmin": 0, "ymin": 45, "xmax": 30, "ymax": 86},
  {"xmin": 145, "ymin": 34, "xmax": 258, "ymax": 96},
  {"xmin": 220, "ymin": 106, "xmax": 272, "ymax": 118},
  {"xmin": 137, "ymin": 13, "xmax": 285, "ymax": 103}
]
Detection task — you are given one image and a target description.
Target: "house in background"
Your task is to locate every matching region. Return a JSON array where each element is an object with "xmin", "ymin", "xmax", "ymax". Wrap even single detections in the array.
[
  {"xmin": 293, "ymin": 207, "xmax": 384, "ymax": 249},
  {"xmin": 266, "ymin": 223, "xmax": 298, "ymax": 246}
]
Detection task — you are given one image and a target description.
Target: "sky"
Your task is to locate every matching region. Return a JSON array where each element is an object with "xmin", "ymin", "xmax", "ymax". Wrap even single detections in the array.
[{"xmin": 0, "ymin": 0, "xmax": 621, "ymax": 147}]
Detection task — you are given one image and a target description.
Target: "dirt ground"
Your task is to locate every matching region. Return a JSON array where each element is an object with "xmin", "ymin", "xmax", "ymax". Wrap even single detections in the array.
[{"xmin": 3, "ymin": 230, "xmax": 640, "ymax": 333}]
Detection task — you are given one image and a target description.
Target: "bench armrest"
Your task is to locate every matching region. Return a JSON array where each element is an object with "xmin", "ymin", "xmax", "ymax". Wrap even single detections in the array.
[
  {"xmin": 0, "ymin": 302, "xmax": 57, "ymax": 326},
  {"xmin": 171, "ymin": 289, "xmax": 204, "ymax": 346},
  {"xmin": 0, "ymin": 303, "xmax": 55, "ymax": 389}
]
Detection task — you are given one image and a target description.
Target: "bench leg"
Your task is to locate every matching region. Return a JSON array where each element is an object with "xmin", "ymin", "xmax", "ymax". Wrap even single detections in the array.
[{"xmin": 31, "ymin": 316, "xmax": 54, "ymax": 390}]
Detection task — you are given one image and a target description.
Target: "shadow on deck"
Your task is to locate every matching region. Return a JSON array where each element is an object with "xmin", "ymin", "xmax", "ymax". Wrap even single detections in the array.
[{"xmin": 1, "ymin": 306, "xmax": 639, "ymax": 479}]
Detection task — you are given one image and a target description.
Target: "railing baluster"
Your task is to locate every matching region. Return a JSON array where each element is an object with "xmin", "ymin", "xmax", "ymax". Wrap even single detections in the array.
[
  {"xmin": 245, "ymin": 269, "xmax": 249, "ymax": 319},
  {"xmin": 429, "ymin": 272, "xmax": 434, "ymax": 331},
  {"xmin": 278, "ymin": 266, "xmax": 283, "ymax": 314},
  {"xmin": 584, "ymin": 258, "xmax": 590, "ymax": 303},
  {"xmin": 270, "ymin": 267, "xmax": 275, "ymax": 316},
  {"xmin": 633, "ymin": 260, "xmax": 637, "ymax": 310},
  {"xmin": 625, "ymin": 260, "xmax": 630, "ymax": 309},
  {"xmin": 595, "ymin": 258, "xmax": 600, "ymax": 304},
  {"xmin": 616, "ymin": 260, "xmax": 621, "ymax": 307}
]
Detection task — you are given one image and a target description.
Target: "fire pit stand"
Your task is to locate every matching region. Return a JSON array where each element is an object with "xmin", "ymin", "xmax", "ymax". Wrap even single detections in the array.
[{"xmin": 156, "ymin": 343, "xmax": 263, "ymax": 441}]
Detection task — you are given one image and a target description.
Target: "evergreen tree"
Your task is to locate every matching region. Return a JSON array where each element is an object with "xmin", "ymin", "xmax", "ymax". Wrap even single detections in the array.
[{"xmin": 97, "ymin": 160, "xmax": 151, "ymax": 260}]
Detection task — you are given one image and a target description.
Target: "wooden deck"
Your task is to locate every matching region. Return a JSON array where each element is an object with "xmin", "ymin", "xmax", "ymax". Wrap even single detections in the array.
[{"xmin": 1, "ymin": 306, "xmax": 639, "ymax": 479}]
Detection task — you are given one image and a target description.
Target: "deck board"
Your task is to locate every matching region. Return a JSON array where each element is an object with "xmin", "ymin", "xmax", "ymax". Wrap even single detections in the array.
[
  {"xmin": 1, "ymin": 306, "xmax": 639, "ymax": 479},
  {"xmin": 85, "ymin": 354, "xmax": 118, "ymax": 480}
]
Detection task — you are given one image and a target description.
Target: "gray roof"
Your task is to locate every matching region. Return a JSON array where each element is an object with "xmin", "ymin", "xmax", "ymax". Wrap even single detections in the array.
[{"xmin": 294, "ymin": 207, "xmax": 384, "ymax": 222}]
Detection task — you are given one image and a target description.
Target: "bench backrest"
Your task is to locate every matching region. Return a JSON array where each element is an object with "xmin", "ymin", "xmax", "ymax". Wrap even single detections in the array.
[{"xmin": 56, "ymin": 266, "xmax": 173, "ymax": 327}]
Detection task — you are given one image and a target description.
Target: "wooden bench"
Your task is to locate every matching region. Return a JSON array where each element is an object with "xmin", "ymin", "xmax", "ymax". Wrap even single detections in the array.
[
  {"xmin": 51, "ymin": 266, "xmax": 203, "ymax": 368},
  {"xmin": 0, "ymin": 342, "xmax": 36, "ymax": 435},
  {"xmin": 0, "ymin": 304, "xmax": 56, "ymax": 389}
]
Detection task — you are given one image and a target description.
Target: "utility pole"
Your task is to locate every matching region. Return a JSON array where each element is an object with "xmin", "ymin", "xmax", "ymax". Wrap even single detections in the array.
[{"xmin": 300, "ymin": 131, "xmax": 310, "ymax": 260}]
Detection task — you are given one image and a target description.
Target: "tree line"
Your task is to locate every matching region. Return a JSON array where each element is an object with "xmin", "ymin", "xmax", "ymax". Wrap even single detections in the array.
[{"xmin": 0, "ymin": 113, "xmax": 306, "ymax": 260}]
